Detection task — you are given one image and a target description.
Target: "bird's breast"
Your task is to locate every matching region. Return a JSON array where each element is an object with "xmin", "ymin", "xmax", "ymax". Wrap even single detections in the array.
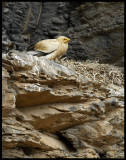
[{"xmin": 58, "ymin": 43, "xmax": 68, "ymax": 54}]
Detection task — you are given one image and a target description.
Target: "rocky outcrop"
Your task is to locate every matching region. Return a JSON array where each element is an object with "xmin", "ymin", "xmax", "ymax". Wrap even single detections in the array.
[
  {"xmin": 2, "ymin": 2, "xmax": 124, "ymax": 66},
  {"xmin": 2, "ymin": 51, "xmax": 124, "ymax": 158}
]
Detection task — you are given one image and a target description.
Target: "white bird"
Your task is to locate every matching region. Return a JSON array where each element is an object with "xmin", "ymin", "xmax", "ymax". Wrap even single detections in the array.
[{"xmin": 26, "ymin": 36, "xmax": 70, "ymax": 60}]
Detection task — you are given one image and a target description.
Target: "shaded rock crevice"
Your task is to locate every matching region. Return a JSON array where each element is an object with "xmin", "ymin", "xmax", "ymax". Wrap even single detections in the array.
[
  {"xmin": 2, "ymin": 51, "xmax": 124, "ymax": 158},
  {"xmin": 2, "ymin": 2, "xmax": 124, "ymax": 158}
]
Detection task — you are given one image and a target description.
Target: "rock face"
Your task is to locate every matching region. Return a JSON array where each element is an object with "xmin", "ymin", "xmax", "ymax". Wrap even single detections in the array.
[
  {"xmin": 2, "ymin": 2, "xmax": 124, "ymax": 67},
  {"xmin": 2, "ymin": 1, "xmax": 124, "ymax": 158},
  {"xmin": 2, "ymin": 51, "xmax": 124, "ymax": 158}
]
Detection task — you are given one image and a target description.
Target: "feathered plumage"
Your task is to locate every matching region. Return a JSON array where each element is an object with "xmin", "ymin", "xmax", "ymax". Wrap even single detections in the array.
[{"xmin": 26, "ymin": 36, "xmax": 70, "ymax": 60}]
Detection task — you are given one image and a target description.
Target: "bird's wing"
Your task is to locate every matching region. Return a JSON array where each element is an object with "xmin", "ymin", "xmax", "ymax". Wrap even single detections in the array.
[
  {"xmin": 26, "ymin": 51, "xmax": 48, "ymax": 57},
  {"xmin": 34, "ymin": 39, "xmax": 60, "ymax": 53}
]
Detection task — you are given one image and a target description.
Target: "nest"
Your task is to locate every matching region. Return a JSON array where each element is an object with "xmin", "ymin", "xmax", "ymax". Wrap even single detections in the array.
[{"xmin": 59, "ymin": 59, "xmax": 124, "ymax": 87}]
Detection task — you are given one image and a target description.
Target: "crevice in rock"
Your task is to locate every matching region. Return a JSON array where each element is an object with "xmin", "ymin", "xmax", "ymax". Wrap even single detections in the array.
[
  {"xmin": 56, "ymin": 132, "xmax": 76, "ymax": 152},
  {"xmin": 99, "ymin": 151, "xmax": 107, "ymax": 158},
  {"xmin": 15, "ymin": 116, "xmax": 22, "ymax": 121},
  {"xmin": 20, "ymin": 147, "xmax": 33, "ymax": 156},
  {"xmin": 21, "ymin": 147, "xmax": 41, "ymax": 156},
  {"xmin": 48, "ymin": 105, "xmax": 69, "ymax": 112}
]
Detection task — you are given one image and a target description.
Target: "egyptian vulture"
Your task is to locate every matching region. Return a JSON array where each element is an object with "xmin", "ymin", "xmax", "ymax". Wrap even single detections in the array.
[{"xmin": 26, "ymin": 36, "xmax": 70, "ymax": 60}]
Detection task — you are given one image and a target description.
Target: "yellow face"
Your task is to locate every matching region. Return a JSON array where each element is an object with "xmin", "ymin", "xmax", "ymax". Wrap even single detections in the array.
[
  {"xmin": 63, "ymin": 37, "xmax": 70, "ymax": 43},
  {"xmin": 57, "ymin": 36, "xmax": 70, "ymax": 43}
]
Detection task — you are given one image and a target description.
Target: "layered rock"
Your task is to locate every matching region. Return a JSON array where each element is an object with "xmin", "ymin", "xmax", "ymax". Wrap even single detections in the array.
[{"xmin": 2, "ymin": 51, "xmax": 124, "ymax": 158}]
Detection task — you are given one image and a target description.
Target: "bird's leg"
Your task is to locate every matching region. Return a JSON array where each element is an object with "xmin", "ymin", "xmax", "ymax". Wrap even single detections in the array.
[
  {"xmin": 61, "ymin": 57, "xmax": 66, "ymax": 61},
  {"xmin": 55, "ymin": 57, "xmax": 59, "ymax": 62}
]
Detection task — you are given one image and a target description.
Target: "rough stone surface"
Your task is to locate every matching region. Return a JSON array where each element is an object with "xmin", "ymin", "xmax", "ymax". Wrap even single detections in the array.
[
  {"xmin": 2, "ymin": 2, "xmax": 124, "ymax": 67},
  {"xmin": 2, "ymin": 2, "xmax": 124, "ymax": 158},
  {"xmin": 2, "ymin": 51, "xmax": 124, "ymax": 158}
]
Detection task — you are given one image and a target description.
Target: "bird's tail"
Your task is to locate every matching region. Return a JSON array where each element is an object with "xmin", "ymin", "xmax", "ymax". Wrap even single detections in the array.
[{"xmin": 25, "ymin": 44, "xmax": 35, "ymax": 51}]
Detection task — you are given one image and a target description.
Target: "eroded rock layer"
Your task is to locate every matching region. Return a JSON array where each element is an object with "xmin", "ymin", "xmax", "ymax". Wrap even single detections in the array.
[{"xmin": 2, "ymin": 51, "xmax": 124, "ymax": 158}]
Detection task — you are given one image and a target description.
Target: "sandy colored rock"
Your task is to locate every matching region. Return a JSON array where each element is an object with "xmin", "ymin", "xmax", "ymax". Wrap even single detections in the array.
[{"xmin": 2, "ymin": 51, "xmax": 124, "ymax": 158}]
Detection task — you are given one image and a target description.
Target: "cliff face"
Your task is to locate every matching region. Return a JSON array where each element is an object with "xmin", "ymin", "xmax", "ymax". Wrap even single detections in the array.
[
  {"xmin": 2, "ymin": 2, "xmax": 124, "ymax": 158},
  {"xmin": 2, "ymin": 2, "xmax": 124, "ymax": 66},
  {"xmin": 2, "ymin": 51, "xmax": 124, "ymax": 158}
]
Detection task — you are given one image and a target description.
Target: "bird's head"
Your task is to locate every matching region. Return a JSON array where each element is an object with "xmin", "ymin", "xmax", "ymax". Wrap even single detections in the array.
[{"xmin": 57, "ymin": 36, "xmax": 70, "ymax": 43}]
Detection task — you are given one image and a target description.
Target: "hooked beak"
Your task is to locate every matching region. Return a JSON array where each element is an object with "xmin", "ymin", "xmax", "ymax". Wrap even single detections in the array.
[
  {"xmin": 66, "ymin": 38, "xmax": 70, "ymax": 42},
  {"xmin": 65, "ymin": 38, "xmax": 70, "ymax": 43}
]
